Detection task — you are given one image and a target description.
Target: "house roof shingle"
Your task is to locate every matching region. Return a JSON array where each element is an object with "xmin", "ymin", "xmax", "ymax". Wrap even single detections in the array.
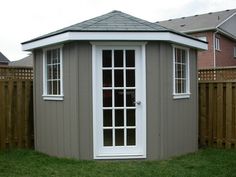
[
  {"xmin": 158, "ymin": 9, "xmax": 236, "ymax": 33},
  {"xmin": 0, "ymin": 52, "xmax": 10, "ymax": 63},
  {"xmin": 23, "ymin": 10, "xmax": 170, "ymax": 44},
  {"xmin": 9, "ymin": 54, "xmax": 33, "ymax": 67}
]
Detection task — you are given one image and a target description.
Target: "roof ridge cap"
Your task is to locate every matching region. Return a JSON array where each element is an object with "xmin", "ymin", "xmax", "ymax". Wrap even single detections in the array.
[{"xmin": 79, "ymin": 11, "xmax": 118, "ymax": 30}]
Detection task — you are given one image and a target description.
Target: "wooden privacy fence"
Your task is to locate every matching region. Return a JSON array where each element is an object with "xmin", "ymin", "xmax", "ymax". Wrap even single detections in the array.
[
  {"xmin": 0, "ymin": 66, "xmax": 34, "ymax": 150},
  {"xmin": 199, "ymin": 67, "xmax": 236, "ymax": 148}
]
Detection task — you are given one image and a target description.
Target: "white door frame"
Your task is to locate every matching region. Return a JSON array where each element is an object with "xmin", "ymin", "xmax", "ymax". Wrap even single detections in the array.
[{"xmin": 91, "ymin": 42, "xmax": 147, "ymax": 159}]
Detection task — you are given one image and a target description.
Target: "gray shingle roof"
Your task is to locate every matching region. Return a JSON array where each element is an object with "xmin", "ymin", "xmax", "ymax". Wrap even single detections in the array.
[
  {"xmin": 9, "ymin": 54, "xmax": 33, "ymax": 67},
  {"xmin": 158, "ymin": 9, "xmax": 236, "ymax": 32},
  {"xmin": 0, "ymin": 52, "xmax": 10, "ymax": 63},
  {"xmin": 23, "ymin": 10, "xmax": 169, "ymax": 43}
]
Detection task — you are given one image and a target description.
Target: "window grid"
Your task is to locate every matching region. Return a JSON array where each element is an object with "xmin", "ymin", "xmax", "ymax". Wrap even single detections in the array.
[
  {"xmin": 215, "ymin": 37, "xmax": 220, "ymax": 51},
  {"xmin": 102, "ymin": 49, "xmax": 136, "ymax": 147},
  {"xmin": 173, "ymin": 47, "xmax": 189, "ymax": 96},
  {"xmin": 45, "ymin": 48, "xmax": 62, "ymax": 96}
]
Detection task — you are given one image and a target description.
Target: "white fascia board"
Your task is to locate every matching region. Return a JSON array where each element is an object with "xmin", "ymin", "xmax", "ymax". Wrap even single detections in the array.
[
  {"xmin": 22, "ymin": 33, "xmax": 70, "ymax": 51},
  {"xmin": 22, "ymin": 32, "xmax": 208, "ymax": 51}
]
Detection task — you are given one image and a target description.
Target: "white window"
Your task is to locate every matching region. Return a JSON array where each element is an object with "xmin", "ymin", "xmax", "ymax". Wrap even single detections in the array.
[
  {"xmin": 43, "ymin": 46, "xmax": 63, "ymax": 100},
  {"xmin": 234, "ymin": 47, "xmax": 236, "ymax": 58},
  {"xmin": 173, "ymin": 46, "xmax": 190, "ymax": 99},
  {"xmin": 215, "ymin": 37, "xmax": 220, "ymax": 51},
  {"xmin": 197, "ymin": 36, "xmax": 207, "ymax": 42}
]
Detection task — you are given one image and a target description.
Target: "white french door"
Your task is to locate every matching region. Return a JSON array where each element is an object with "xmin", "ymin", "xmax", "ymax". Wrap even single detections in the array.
[{"xmin": 92, "ymin": 43, "xmax": 146, "ymax": 159}]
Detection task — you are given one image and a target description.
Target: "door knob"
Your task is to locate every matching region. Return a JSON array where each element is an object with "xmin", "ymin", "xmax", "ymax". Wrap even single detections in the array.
[{"xmin": 134, "ymin": 101, "xmax": 141, "ymax": 105}]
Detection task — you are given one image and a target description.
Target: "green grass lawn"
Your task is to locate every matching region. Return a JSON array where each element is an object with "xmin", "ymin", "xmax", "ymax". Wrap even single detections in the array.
[{"xmin": 0, "ymin": 148, "xmax": 236, "ymax": 177}]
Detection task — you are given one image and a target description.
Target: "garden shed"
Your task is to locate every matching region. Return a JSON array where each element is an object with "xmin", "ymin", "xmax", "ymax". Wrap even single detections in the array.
[{"xmin": 22, "ymin": 10, "xmax": 207, "ymax": 160}]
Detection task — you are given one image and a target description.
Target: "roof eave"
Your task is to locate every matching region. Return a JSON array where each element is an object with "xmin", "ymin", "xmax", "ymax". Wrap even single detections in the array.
[
  {"xmin": 22, "ymin": 31, "xmax": 208, "ymax": 51},
  {"xmin": 217, "ymin": 28, "xmax": 236, "ymax": 41},
  {"xmin": 182, "ymin": 27, "xmax": 216, "ymax": 33}
]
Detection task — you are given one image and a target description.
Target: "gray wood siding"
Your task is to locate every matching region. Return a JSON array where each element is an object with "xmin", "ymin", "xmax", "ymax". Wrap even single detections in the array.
[
  {"xmin": 34, "ymin": 41, "xmax": 198, "ymax": 160},
  {"xmin": 77, "ymin": 42, "xmax": 93, "ymax": 159},
  {"xmin": 146, "ymin": 42, "xmax": 198, "ymax": 160},
  {"xmin": 34, "ymin": 43, "xmax": 80, "ymax": 158}
]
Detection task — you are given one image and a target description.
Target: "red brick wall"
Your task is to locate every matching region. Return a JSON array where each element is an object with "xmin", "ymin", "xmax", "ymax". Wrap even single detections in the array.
[
  {"xmin": 190, "ymin": 31, "xmax": 214, "ymax": 69},
  {"xmin": 215, "ymin": 34, "xmax": 236, "ymax": 67},
  {"xmin": 189, "ymin": 31, "xmax": 236, "ymax": 69}
]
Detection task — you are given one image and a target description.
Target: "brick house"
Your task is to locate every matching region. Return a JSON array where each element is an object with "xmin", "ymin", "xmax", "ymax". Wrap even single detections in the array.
[{"xmin": 159, "ymin": 9, "xmax": 236, "ymax": 69}]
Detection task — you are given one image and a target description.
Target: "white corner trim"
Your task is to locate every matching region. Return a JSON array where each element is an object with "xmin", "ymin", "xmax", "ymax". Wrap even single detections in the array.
[
  {"xmin": 141, "ymin": 43, "xmax": 147, "ymax": 158},
  {"xmin": 22, "ymin": 31, "xmax": 208, "ymax": 51},
  {"xmin": 92, "ymin": 43, "xmax": 97, "ymax": 159}
]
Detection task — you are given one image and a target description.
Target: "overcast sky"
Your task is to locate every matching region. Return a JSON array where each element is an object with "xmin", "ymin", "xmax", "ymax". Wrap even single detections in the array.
[{"xmin": 1, "ymin": 0, "xmax": 235, "ymax": 61}]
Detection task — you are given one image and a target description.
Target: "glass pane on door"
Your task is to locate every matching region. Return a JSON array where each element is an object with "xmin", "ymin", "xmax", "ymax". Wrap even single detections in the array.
[{"xmin": 102, "ymin": 49, "xmax": 137, "ymax": 147}]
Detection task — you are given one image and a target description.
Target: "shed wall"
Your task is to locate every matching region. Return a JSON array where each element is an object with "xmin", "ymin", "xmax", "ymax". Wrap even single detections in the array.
[
  {"xmin": 34, "ymin": 41, "xmax": 198, "ymax": 160},
  {"xmin": 146, "ymin": 42, "xmax": 198, "ymax": 160},
  {"xmin": 34, "ymin": 42, "xmax": 92, "ymax": 159}
]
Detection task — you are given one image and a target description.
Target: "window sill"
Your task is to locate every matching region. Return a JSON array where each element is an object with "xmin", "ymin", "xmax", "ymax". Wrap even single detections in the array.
[
  {"xmin": 42, "ymin": 95, "xmax": 64, "ymax": 101},
  {"xmin": 173, "ymin": 93, "xmax": 191, "ymax": 99}
]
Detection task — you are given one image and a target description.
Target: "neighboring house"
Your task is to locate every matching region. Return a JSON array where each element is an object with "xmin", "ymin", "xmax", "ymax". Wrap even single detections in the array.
[
  {"xmin": 0, "ymin": 52, "xmax": 10, "ymax": 65},
  {"xmin": 10, "ymin": 54, "xmax": 33, "ymax": 67},
  {"xmin": 22, "ymin": 11, "xmax": 207, "ymax": 160},
  {"xmin": 158, "ymin": 9, "xmax": 236, "ymax": 69}
]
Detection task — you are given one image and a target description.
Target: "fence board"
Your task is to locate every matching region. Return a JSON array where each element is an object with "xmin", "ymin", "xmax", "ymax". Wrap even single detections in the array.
[
  {"xmin": 0, "ymin": 82, "xmax": 5, "ymax": 149},
  {"xmin": 17, "ymin": 81, "xmax": 23, "ymax": 148},
  {"xmin": 199, "ymin": 83, "xmax": 207, "ymax": 146},
  {"xmin": 199, "ymin": 82, "xmax": 236, "ymax": 148},
  {"xmin": 217, "ymin": 83, "xmax": 223, "ymax": 148},
  {"xmin": 0, "ymin": 67, "xmax": 33, "ymax": 150},
  {"xmin": 226, "ymin": 83, "xmax": 232, "ymax": 148},
  {"xmin": 25, "ymin": 81, "xmax": 31, "ymax": 148},
  {"xmin": 208, "ymin": 83, "xmax": 213, "ymax": 146},
  {"xmin": 235, "ymin": 87, "xmax": 236, "ymax": 146}
]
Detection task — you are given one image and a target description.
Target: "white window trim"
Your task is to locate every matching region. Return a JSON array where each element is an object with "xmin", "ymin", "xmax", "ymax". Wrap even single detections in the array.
[
  {"xmin": 215, "ymin": 37, "xmax": 220, "ymax": 51},
  {"xmin": 92, "ymin": 42, "xmax": 147, "ymax": 159},
  {"xmin": 42, "ymin": 45, "xmax": 64, "ymax": 101},
  {"xmin": 172, "ymin": 45, "xmax": 190, "ymax": 99}
]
